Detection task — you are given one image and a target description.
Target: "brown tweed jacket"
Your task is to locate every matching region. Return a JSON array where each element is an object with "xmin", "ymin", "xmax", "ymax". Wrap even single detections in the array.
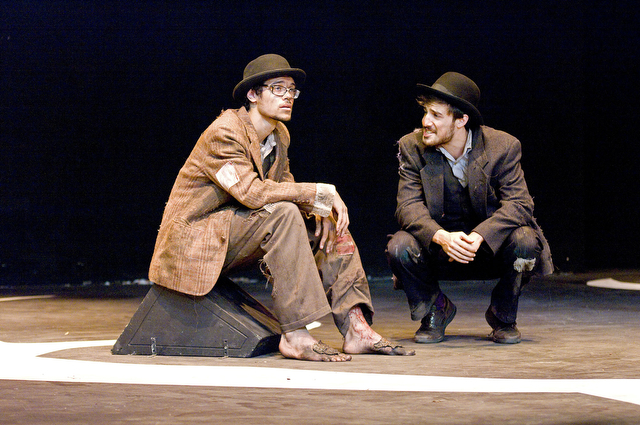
[{"xmin": 149, "ymin": 107, "xmax": 320, "ymax": 295}]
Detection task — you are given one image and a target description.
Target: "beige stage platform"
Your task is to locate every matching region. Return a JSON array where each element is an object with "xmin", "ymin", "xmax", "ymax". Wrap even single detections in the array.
[{"xmin": 1, "ymin": 271, "xmax": 639, "ymax": 424}]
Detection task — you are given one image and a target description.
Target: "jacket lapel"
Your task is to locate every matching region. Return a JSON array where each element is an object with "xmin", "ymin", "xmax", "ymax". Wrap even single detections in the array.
[
  {"xmin": 237, "ymin": 108, "xmax": 267, "ymax": 179},
  {"xmin": 468, "ymin": 129, "xmax": 489, "ymax": 217},
  {"xmin": 249, "ymin": 138, "xmax": 265, "ymax": 180},
  {"xmin": 421, "ymin": 149, "xmax": 445, "ymax": 220},
  {"xmin": 268, "ymin": 123, "xmax": 291, "ymax": 181}
]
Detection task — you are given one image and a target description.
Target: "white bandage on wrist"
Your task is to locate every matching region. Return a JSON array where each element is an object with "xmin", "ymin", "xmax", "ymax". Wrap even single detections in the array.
[{"xmin": 311, "ymin": 183, "xmax": 336, "ymax": 217}]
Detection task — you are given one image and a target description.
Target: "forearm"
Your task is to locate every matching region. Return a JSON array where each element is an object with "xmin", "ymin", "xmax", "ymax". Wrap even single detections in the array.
[
  {"xmin": 397, "ymin": 207, "xmax": 443, "ymax": 250},
  {"xmin": 204, "ymin": 143, "xmax": 333, "ymax": 213}
]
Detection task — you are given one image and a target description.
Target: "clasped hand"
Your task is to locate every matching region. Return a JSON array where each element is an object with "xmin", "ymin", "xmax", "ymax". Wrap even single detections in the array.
[{"xmin": 434, "ymin": 229, "xmax": 484, "ymax": 264}]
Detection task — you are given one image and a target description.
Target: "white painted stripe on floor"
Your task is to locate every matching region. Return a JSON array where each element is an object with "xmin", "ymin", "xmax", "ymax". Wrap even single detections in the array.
[
  {"xmin": 1, "ymin": 340, "xmax": 639, "ymax": 406},
  {"xmin": 0, "ymin": 295, "xmax": 56, "ymax": 302},
  {"xmin": 587, "ymin": 278, "xmax": 640, "ymax": 291}
]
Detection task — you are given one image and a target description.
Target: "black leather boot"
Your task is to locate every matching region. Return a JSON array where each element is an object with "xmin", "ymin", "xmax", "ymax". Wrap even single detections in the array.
[{"xmin": 414, "ymin": 294, "xmax": 456, "ymax": 343}]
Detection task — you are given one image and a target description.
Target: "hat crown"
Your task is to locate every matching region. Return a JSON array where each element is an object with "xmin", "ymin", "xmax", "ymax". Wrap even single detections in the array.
[
  {"xmin": 243, "ymin": 54, "xmax": 292, "ymax": 79},
  {"xmin": 432, "ymin": 72, "xmax": 480, "ymax": 107}
]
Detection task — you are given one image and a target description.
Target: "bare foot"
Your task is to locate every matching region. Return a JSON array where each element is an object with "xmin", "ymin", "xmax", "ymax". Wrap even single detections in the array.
[
  {"xmin": 342, "ymin": 306, "xmax": 416, "ymax": 356},
  {"xmin": 279, "ymin": 328, "xmax": 352, "ymax": 362}
]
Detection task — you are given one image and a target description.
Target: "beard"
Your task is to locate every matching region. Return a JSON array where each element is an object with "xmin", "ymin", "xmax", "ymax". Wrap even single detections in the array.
[{"xmin": 422, "ymin": 122, "xmax": 455, "ymax": 148}]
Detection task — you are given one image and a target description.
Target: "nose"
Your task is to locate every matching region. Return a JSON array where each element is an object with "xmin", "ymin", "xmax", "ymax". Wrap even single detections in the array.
[
  {"xmin": 282, "ymin": 89, "xmax": 294, "ymax": 100},
  {"xmin": 422, "ymin": 114, "xmax": 432, "ymax": 128}
]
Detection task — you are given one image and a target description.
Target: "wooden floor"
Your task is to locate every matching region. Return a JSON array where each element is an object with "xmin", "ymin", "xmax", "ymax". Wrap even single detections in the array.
[{"xmin": 1, "ymin": 270, "xmax": 640, "ymax": 424}]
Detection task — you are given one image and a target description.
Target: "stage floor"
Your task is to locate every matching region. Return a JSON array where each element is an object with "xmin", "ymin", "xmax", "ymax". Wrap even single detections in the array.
[{"xmin": 1, "ymin": 270, "xmax": 639, "ymax": 424}]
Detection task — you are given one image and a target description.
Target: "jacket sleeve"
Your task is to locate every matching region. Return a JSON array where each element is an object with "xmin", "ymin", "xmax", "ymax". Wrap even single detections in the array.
[
  {"xmin": 198, "ymin": 114, "xmax": 333, "ymax": 216},
  {"xmin": 395, "ymin": 134, "xmax": 443, "ymax": 249},
  {"xmin": 472, "ymin": 135, "xmax": 536, "ymax": 253}
]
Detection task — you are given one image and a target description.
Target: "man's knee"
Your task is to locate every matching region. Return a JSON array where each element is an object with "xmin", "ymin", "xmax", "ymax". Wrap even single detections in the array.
[
  {"xmin": 508, "ymin": 226, "xmax": 539, "ymax": 251},
  {"xmin": 386, "ymin": 231, "xmax": 422, "ymax": 265},
  {"xmin": 270, "ymin": 201, "xmax": 304, "ymax": 224},
  {"xmin": 504, "ymin": 226, "xmax": 541, "ymax": 272},
  {"xmin": 260, "ymin": 202, "xmax": 309, "ymax": 246}
]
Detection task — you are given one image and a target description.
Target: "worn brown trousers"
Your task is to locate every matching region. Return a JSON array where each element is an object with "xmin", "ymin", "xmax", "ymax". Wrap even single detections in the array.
[{"xmin": 221, "ymin": 201, "xmax": 374, "ymax": 334}]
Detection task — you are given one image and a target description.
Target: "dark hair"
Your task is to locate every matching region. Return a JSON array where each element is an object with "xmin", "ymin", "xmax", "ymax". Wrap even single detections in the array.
[
  {"xmin": 416, "ymin": 94, "xmax": 465, "ymax": 121},
  {"xmin": 243, "ymin": 84, "xmax": 265, "ymax": 109},
  {"xmin": 416, "ymin": 94, "xmax": 469, "ymax": 119}
]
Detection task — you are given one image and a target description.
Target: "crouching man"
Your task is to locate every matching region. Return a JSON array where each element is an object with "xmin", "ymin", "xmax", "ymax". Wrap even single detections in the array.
[{"xmin": 386, "ymin": 72, "xmax": 553, "ymax": 344}]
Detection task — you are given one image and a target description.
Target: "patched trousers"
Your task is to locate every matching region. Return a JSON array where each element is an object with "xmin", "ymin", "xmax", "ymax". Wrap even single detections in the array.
[
  {"xmin": 386, "ymin": 226, "xmax": 542, "ymax": 324},
  {"xmin": 221, "ymin": 201, "xmax": 373, "ymax": 335}
]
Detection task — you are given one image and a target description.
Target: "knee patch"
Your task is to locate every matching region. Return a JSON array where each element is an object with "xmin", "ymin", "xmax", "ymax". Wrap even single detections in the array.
[
  {"xmin": 509, "ymin": 226, "xmax": 541, "ymax": 258},
  {"xmin": 335, "ymin": 234, "xmax": 356, "ymax": 255},
  {"xmin": 513, "ymin": 257, "xmax": 536, "ymax": 273}
]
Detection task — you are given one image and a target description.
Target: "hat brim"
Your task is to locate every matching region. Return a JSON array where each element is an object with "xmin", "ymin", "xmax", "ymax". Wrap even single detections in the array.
[
  {"xmin": 416, "ymin": 83, "xmax": 483, "ymax": 126},
  {"xmin": 233, "ymin": 68, "xmax": 306, "ymax": 102}
]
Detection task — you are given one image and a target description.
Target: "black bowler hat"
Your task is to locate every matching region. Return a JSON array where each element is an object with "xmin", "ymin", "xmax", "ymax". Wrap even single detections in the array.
[
  {"xmin": 417, "ymin": 72, "xmax": 483, "ymax": 126},
  {"xmin": 233, "ymin": 54, "xmax": 306, "ymax": 102}
]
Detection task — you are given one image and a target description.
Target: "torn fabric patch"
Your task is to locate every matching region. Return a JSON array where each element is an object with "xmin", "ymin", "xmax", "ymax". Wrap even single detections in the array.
[
  {"xmin": 513, "ymin": 258, "xmax": 536, "ymax": 273},
  {"xmin": 263, "ymin": 202, "xmax": 277, "ymax": 213},
  {"xmin": 216, "ymin": 161, "xmax": 240, "ymax": 190},
  {"xmin": 335, "ymin": 234, "xmax": 356, "ymax": 255}
]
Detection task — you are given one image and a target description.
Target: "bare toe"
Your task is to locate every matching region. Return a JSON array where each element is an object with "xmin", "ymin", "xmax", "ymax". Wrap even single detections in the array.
[
  {"xmin": 371, "ymin": 338, "xmax": 416, "ymax": 356},
  {"xmin": 311, "ymin": 341, "xmax": 352, "ymax": 362}
]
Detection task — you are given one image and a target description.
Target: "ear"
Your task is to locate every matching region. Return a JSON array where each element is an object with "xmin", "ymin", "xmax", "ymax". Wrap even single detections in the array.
[
  {"xmin": 246, "ymin": 89, "xmax": 259, "ymax": 104},
  {"xmin": 456, "ymin": 114, "xmax": 469, "ymax": 129}
]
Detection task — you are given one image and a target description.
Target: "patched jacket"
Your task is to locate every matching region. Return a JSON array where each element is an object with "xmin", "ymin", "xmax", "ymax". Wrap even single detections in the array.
[{"xmin": 149, "ymin": 107, "xmax": 333, "ymax": 295}]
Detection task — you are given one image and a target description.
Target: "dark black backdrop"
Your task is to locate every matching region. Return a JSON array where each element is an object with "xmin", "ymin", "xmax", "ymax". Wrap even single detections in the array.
[{"xmin": 2, "ymin": 1, "xmax": 639, "ymax": 285}]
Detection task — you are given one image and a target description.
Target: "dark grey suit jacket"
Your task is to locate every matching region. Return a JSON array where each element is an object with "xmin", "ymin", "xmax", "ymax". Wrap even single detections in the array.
[{"xmin": 395, "ymin": 125, "xmax": 553, "ymax": 275}]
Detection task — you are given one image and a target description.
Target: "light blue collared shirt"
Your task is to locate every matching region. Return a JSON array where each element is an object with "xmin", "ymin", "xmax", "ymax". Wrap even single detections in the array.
[{"xmin": 437, "ymin": 129, "xmax": 473, "ymax": 188}]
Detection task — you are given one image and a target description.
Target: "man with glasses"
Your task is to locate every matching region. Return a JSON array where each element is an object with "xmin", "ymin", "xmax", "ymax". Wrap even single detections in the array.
[
  {"xmin": 386, "ymin": 72, "xmax": 553, "ymax": 344},
  {"xmin": 149, "ymin": 54, "xmax": 414, "ymax": 361}
]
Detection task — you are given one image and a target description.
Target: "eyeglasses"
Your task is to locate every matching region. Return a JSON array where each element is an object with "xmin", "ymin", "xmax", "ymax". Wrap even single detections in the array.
[{"xmin": 261, "ymin": 84, "xmax": 300, "ymax": 99}]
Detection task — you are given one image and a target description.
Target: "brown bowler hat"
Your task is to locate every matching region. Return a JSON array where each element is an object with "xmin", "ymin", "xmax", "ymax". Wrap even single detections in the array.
[
  {"xmin": 417, "ymin": 72, "xmax": 483, "ymax": 126},
  {"xmin": 233, "ymin": 54, "xmax": 306, "ymax": 102}
]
